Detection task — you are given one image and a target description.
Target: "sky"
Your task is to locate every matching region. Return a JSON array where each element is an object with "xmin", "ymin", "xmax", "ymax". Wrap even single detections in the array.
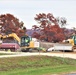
[{"xmin": 0, "ymin": 0, "xmax": 76, "ymax": 29}]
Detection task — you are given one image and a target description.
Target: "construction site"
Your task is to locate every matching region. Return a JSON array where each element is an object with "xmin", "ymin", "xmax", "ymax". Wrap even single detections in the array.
[
  {"xmin": 0, "ymin": 13, "xmax": 76, "ymax": 53},
  {"xmin": 0, "ymin": 13, "xmax": 76, "ymax": 75},
  {"xmin": 0, "ymin": 0, "xmax": 76, "ymax": 75}
]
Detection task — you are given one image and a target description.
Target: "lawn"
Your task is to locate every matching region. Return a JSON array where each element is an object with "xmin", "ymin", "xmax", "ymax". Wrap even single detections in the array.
[
  {"xmin": 0, "ymin": 56, "xmax": 76, "ymax": 75},
  {"xmin": 0, "ymin": 53, "xmax": 14, "ymax": 55}
]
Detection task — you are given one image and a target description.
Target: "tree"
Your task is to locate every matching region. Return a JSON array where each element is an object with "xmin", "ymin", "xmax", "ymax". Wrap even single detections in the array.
[
  {"xmin": 32, "ymin": 13, "xmax": 65, "ymax": 42},
  {"xmin": 0, "ymin": 13, "xmax": 26, "ymax": 37}
]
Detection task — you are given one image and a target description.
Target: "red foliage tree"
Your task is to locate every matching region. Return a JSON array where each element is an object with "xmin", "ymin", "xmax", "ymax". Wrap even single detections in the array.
[
  {"xmin": 0, "ymin": 13, "xmax": 26, "ymax": 37},
  {"xmin": 32, "ymin": 32, "xmax": 40, "ymax": 39},
  {"xmin": 32, "ymin": 13, "xmax": 66, "ymax": 42}
]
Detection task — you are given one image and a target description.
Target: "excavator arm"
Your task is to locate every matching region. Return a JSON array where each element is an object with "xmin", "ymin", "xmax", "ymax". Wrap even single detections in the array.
[
  {"xmin": 8, "ymin": 33, "xmax": 20, "ymax": 44},
  {"xmin": 0, "ymin": 33, "xmax": 20, "ymax": 44}
]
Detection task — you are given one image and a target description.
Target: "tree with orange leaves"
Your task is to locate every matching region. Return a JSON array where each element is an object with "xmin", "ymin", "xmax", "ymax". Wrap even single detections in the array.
[
  {"xmin": 0, "ymin": 13, "xmax": 26, "ymax": 37},
  {"xmin": 32, "ymin": 13, "xmax": 67, "ymax": 42}
]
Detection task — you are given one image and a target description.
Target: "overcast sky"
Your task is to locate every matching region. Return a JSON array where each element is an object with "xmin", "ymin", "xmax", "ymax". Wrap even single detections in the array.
[{"xmin": 0, "ymin": 0, "xmax": 76, "ymax": 29}]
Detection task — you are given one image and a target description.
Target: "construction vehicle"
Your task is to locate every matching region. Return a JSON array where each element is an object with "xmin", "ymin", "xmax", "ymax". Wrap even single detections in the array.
[
  {"xmin": 66, "ymin": 34, "xmax": 76, "ymax": 51},
  {"xmin": 0, "ymin": 33, "xmax": 39, "ymax": 52},
  {"xmin": 20, "ymin": 35, "xmax": 39, "ymax": 52},
  {"xmin": 0, "ymin": 33, "xmax": 20, "ymax": 51}
]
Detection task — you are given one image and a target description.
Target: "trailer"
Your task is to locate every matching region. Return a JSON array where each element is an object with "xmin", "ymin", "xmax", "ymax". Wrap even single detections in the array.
[
  {"xmin": 0, "ymin": 43, "xmax": 20, "ymax": 52},
  {"xmin": 53, "ymin": 43, "xmax": 73, "ymax": 51},
  {"xmin": 47, "ymin": 43, "xmax": 73, "ymax": 52}
]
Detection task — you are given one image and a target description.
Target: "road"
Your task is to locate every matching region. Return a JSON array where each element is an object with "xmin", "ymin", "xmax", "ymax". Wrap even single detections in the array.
[{"xmin": 0, "ymin": 51, "xmax": 76, "ymax": 59}]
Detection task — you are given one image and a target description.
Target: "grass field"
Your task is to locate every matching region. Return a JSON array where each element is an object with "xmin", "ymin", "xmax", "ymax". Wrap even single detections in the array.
[
  {"xmin": 0, "ymin": 53, "xmax": 14, "ymax": 55},
  {"xmin": 0, "ymin": 56, "xmax": 76, "ymax": 75}
]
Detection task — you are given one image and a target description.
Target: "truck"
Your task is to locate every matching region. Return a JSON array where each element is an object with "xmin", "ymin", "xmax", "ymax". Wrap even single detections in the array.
[{"xmin": 0, "ymin": 33, "xmax": 39, "ymax": 52}]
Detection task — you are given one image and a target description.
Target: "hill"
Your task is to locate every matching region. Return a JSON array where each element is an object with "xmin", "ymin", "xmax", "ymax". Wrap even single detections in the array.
[{"xmin": 0, "ymin": 56, "xmax": 76, "ymax": 75}]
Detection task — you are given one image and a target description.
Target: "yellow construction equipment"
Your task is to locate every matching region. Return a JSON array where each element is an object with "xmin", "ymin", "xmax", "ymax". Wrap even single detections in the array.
[
  {"xmin": 65, "ymin": 34, "xmax": 76, "ymax": 51},
  {"xmin": 0, "ymin": 33, "xmax": 39, "ymax": 52}
]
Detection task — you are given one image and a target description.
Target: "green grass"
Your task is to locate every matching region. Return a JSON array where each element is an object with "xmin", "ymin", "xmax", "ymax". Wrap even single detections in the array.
[
  {"xmin": 0, "ymin": 56, "xmax": 76, "ymax": 75},
  {"xmin": 0, "ymin": 53, "xmax": 14, "ymax": 55}
]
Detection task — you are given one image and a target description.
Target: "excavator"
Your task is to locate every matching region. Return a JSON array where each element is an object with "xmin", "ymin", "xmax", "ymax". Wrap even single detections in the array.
[
  {"xmin": 66, "ymin": 34, "xmax": 76, "ymax": 51},
  {"xmin": 0, "ymin": 33, "xmax": 39, "ymax": 52}
]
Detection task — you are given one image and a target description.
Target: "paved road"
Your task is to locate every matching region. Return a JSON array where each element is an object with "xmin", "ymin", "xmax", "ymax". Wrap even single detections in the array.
[{"xmin": 0, "ymin": 51, "xmax": 76, "ymax": 59}]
